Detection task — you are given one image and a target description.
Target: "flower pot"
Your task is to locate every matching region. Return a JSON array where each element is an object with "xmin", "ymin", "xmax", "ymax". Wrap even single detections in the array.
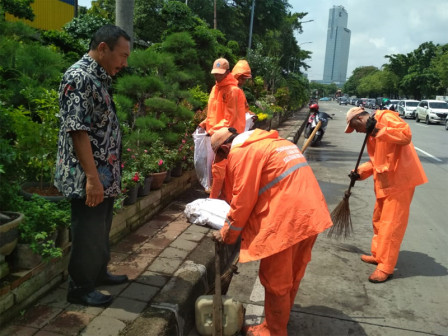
[
  {"xmin": 0, "ymin": 211, "xmax": 23, "ymax": 256},
  {"xmin": 13, "ymin": 243, "xmax": 43, "ymax": 270},
  {"xmin": 20, "ymin": 182, "xmax": 64, "ymax": 202},
  {"xmin": 0, "ymin": 212, "xmax": 23, "ymax": 279},
  {"xmin": 150, "ymin": 171, "xmax": 167, "ymax": 190},
  {"xmin": 164, "ymin": 170, "xmax": 173, "ymax": 183},
  {"xmin": 124, "ymin": 185, "xmax": 139, "ymax": 205},
  {"xmin": 170, "ymin": 163, "xmax": 183, "ymax": 177},
  {"xmin": 138, "ymin": 176, "xmax": 153, "ymax": 196}
]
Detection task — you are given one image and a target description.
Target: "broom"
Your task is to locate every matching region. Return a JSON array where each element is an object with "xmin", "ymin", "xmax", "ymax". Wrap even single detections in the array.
[{"xmin": 327, "ymin": 131, "xmax": 370, "ymax": 238}]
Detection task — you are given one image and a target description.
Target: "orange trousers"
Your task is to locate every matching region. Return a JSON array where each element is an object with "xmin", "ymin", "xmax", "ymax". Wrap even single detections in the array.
[
  {"xmin": 209, "ymin": 159, "xmax": 227, "ymax": 199},
  {"xmin": 255, "ymin": 235, "xmax": 317, "ymax": 336},
  {"xmin": 371, "ymin": 187, "xmax": 415, "ymax": 274}
]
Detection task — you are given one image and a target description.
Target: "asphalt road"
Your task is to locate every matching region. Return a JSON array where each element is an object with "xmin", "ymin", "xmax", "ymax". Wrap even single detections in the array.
[{"xmin": 224, "ymin": 101, "xmax": 448, "ymax": 336}]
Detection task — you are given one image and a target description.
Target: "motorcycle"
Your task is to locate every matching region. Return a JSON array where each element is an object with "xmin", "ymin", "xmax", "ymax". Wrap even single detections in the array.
[{"xmin": 303, "ymin": 110, "xmax": 333, "ymax": 147}]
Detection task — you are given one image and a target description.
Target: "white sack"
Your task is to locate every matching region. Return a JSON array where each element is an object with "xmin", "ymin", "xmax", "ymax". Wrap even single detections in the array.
[
  {"xmin": 245, "ymin": 112, "xmax": 255, "ymax": 131},
  {"xmin": 184, "ymin": 198, "xmax": 230, "ymax": 230},
  {"xmin": 192, "ymin": 128, "xmax": 215, "ymax": 190}
]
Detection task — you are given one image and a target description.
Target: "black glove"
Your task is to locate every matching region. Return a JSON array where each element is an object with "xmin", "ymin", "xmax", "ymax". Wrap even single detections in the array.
[
  {"xmin": 366, "ymin": 117, "xmax": 377, "ymax": 134},
  {"xmin": 348, "ymin": 171, "xmax": 360, "ymax": 182}
]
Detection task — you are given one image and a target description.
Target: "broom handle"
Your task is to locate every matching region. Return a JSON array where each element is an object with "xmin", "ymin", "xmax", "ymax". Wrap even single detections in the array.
[
  {"xmin": 213, "ymin": 241, "xmax": 223, "ymax": 336},
  {"xmin": 347, "ymin": 132, "xmax": 370, "ymax": 193},
  {"xmin": 301, "ymin": 120, "xmax": 322, "ymax": 154}
]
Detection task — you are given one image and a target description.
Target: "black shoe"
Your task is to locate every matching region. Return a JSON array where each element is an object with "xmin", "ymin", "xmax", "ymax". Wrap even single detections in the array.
[
  {"xmin": 98, "ymin": 271, "xmax": 129, "ymax": 286},
  {"xmin": 67, "ymin": 290, "xmax": 113, "ymax": 306}
]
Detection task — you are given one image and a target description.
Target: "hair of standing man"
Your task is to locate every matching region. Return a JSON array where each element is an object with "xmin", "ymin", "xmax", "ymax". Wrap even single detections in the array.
[{"xmin": 89, "ymin": 24, "xmax": 131, "ymax": 51}]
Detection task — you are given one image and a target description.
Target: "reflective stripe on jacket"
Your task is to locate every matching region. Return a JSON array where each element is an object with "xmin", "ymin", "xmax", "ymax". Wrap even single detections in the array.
[
  {"xmin": 358, "ymin": 110, "xmax": 428, "ymax": 198},
  {"xmin": 220, "ymin": 129, "xmax": 333, "ymax": 262},
  {"xmin": 205, "ymin": 73, "xmax": 247, "ymax": 135}
]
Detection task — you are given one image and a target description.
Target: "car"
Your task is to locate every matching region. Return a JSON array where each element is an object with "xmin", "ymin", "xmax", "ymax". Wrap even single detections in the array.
[
  {"xmin": 319, "ymin": 97, "xmax": 331, "ymax": 101},
  {"xmin": 386, "ymin": 99, "xmax": 400, "ymax": 111},
  {"xmin": 366, "ymin": 98, "xmax": 376, "ymax": 109},
  {"xmin": 415, "ymin": 99, "xmax": 448, "ymax": 124},
  {"xmin": 397, "ymin": 100, "xmax": 419, "ymax": 119},
  {"xmin": 339, "ymin": 97, "xmax": 348, "ymax": 105}
]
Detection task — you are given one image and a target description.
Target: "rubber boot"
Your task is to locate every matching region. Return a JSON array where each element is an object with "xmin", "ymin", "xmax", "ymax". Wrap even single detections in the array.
[
  {"xmin": 244, "ymin": 321, "xmax": 270, "ymax": 336},
  {"xmin": 264, "ymin": 291, "xmax": 290, "ymax": 336}
]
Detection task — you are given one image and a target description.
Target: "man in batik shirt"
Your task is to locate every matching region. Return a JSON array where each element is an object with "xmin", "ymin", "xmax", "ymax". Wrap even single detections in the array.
[{"xmin": 55, "ymin": 25, "xmax": 130, "ymax": 306}]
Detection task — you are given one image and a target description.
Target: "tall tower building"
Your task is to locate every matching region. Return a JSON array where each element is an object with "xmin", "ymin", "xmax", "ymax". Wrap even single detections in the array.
[{"xmin": 323, "ymin": 6, "xmax": 351, "ymax": 84}]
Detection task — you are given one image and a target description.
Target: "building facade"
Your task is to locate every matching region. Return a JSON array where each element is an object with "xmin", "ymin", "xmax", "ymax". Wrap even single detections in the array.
[
  {"xmin": 5, "ymin": 0, "xmax": 75, "ymax": 31},
  {"xmin": 322, "ymin": 5, "xmax": 351, "ymax": 85}
]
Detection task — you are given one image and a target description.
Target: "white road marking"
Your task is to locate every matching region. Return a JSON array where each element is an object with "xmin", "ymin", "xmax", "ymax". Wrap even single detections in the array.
[
  {"xmin": 414, "ymin": 147, "xmax": 443, "ymax": 162},
  {"xmin": 245, "ymin": 277, "xmax": 265, "ymax": 325}
]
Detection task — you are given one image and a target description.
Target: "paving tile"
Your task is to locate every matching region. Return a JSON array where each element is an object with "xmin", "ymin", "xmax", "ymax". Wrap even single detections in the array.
[
  {"xmin": 157, "ymin": 228, "xmax": 183, "ymax": 241},
  {"xmin": 111, "ymin": 233, "xmax": 148, "ymax": 254},
  {"xmin": 65, "ymin": 303, "xmax": 104, "ymax": 317},
  {"xmin": 109, "ymin": 251, "xmax": 129, "ymax": 263},
  {"xmin": 119, "ymin": 282, "xmax": 159, "ymax": 302},
  {"xmin": 147, "ymin": 257, "xmax": 184, "ymax": 275},
  {"xmin": 107, "ymin": 264, "xmax": 143, "ymax": 282},
  {"xmin": 143, "ymin": 236, "xmax": 172, "ymax": 250},
  {"xmin": 133, "ymin": 223, "xmax": 161, "ymax": 238},
  {"xmin": 179, "ymin": 230, "xmax": 206, "ymax": 242},
  {"xmin": 186, "ymin": 224, "xmax": 211, "ymax": 234},
  {"xmin": 34, "ymin": 330, "xmax": 65, "ymax": 336},
  {"xmin": 117, "ymin": 253, "xmax": 155, "ymax": 270},
  {"xmin": 15, "ymin": 305, "xmax": 64, "ymax": 329},
  {"xmin": 36, "ymin": 288, "xmax": 70, "ymax": 309},
  {"xmin": 101, "ymin": 297, "xmax": 147, "ymax": 322},
  {"xmin": 96, "ymin": 282, "xmax": 129, "ymax": 296},
  {"xmin": 169, "ymin": 238, "xmax": 197, "ymax": 251},
  {"xmin": 42, "ymin": 310, "xmax": 94, "ymax": 335},
  {"xmin": 158, "ymin": 246, "xmax": 190, "ymax": 260},
  {"xmin": 79, "ymin": 316, "xmax": 125, "ymax": 336},
  {"xmin": 135, "ymin": 271, "xmax": 169, "ymax": 288},
  {"xmin": 0, "ymin": 325, "xmax": 39, "ymax": 336}
]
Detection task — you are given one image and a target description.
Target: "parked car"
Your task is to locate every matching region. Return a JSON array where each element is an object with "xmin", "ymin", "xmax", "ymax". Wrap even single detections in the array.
[
  {"xmin": 339, "ymin": 97, "xmax": 348, "ymax": 105},
  {"xmin": 415, "ymin": 100, "xmax": 448, "ymax": 124},
  {"xmin": 319, "ymin": 97, "xmax": 331, "ymax": 101},
  {"xmin": 366, "ymin": 98, "xmax": 376, "ymax": 109},
  {"xmin": 397, "ymin": 100, "xmax": 419, "ymax": 119},
  {"xmin": 357, "ymin": 98, "xmax": 368, "ymax": 108},
  {"xmin": 350, "ymin": 97, "xmax": 358, "ymax": 105}
]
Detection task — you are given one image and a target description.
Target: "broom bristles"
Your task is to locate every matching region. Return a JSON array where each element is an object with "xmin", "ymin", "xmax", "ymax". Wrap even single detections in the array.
[{"xmin": 327, "ymin": 195, "xmax": 353, "ymax": 238}]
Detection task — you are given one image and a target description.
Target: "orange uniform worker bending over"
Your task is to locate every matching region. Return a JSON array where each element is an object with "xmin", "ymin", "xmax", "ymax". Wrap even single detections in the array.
[
  {"xmin": 211, "ymin": 128, "xmax": 333, "ymax": 336},
  {"xmin": 345, "ymin": 107, "xmax": 427, "ymax": 283}
]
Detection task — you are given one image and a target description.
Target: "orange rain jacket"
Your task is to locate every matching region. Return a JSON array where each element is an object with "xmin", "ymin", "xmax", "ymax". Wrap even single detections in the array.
[
  {"xmin": 357, "ymin": 110, "xmax": 427, "ymax": 198},
  {"xmin": 220, "ymin": 129, "xmax": 333, "ymax": 263},
  {"xmin": 231, "ymin": 60, "xmax": 252, "ymax": 80},
  {"xmin": 201, "ymin": 73, "xmax": 247, "ymax": 135}
]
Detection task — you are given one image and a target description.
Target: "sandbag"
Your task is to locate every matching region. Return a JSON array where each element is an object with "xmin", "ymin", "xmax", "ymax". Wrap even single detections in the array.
[{"xmin": 184, "ymin": 198, "xmax": 230, "ymax": 230}]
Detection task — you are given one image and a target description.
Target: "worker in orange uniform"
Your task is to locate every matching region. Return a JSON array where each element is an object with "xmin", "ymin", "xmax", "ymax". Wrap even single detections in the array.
[
  {"xmin": 345, "ymin": 107, "xmax": 427, "ymax": 283},
  {"xmin": 211, "ymin": 127, "xmax": 333, "ymax": 336},
  {"xmin": 199, "ymin": 58, "xmax": 247, "ymax": 198}
]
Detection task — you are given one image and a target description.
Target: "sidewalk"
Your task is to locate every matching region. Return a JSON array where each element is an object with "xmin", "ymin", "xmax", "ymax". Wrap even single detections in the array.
[{"xmin": 0, "ymin": 109, "xmax": 308, "ymax": 336}]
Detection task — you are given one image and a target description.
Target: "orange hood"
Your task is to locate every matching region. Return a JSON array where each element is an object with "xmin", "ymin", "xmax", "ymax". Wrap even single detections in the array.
[{"xmin": 231, "ymin": 60, "xmax": 252, "ymax": 79}]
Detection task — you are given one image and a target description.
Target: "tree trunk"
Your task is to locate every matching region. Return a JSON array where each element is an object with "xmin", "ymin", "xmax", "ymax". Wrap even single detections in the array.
[{"xmin": 116, "ymin": 0, "xmax": 135, "ymax": 49}]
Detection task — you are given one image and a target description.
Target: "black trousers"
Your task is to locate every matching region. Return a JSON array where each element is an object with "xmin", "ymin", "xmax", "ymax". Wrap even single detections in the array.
[{"xmin": 69, "ymin": 197, "xmax": 115, "ymax": 294}]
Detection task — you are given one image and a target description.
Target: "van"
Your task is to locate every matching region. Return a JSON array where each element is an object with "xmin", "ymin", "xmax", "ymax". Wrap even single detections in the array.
[{"xmin": 415, "ymin": 100, "xmax": 448, "ymax": 124}]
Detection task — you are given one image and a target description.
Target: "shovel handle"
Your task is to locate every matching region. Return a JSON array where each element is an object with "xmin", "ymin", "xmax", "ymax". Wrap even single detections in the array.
[{"xmin": 213, "ymin": 241, "xmax": 223, "ymax": 336}]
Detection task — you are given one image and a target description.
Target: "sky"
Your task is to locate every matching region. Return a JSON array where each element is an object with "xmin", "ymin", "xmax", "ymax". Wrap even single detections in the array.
[
  {"xmin": 78, "ymin": 0, "xmax": 448, "ymax": 81},
  {"xmin": 289, "ymin": 0, "xmax": 448, "ymax": 80}
]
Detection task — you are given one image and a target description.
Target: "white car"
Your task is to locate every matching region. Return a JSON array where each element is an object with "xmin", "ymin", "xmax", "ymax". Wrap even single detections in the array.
[
  {"xmin": 397, "ymin": 100, "xmax": 419, "ymax": 119},
  {"xmin": 415, "ymin": 100, "xmax": 448, "ymax": 124}
]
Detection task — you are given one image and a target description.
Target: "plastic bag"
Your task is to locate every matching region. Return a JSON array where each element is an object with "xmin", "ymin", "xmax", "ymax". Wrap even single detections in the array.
[
  {"xmin": 193, "ymin": 127, "xmax": 215, "ymax": 190},
  {"xmin": 184, "ymin": 198, "xmax": 230, "ymax": 230},
  {"xmin": 245, "ymin": 112, "xmax": 255, "ymax": 131}
]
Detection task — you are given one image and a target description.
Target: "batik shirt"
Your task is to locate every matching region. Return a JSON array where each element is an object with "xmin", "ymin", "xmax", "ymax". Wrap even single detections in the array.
[{"xmin": 55, "ymin": 54, "xmax": 122, "ymax": 198}]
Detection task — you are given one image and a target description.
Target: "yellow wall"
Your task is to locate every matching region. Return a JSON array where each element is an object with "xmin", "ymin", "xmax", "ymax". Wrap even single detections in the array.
[{"xmin": 5, "ymin": 0, "xmax": 75, "ymax": 31}]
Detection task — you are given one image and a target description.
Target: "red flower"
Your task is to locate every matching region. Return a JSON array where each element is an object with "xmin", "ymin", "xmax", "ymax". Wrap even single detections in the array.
[
  {"xmin": 132, "ymin": 172, "xmax": 140, "ymax": 182},
  {"xmin": 158, "ymin": 159, "xmax": 164, "ymax": 166}
]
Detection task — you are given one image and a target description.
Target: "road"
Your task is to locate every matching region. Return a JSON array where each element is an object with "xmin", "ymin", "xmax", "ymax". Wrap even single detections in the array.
[{"xmin": 224, "ymin": 101, "xmax": 448, "ymax": 336}]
